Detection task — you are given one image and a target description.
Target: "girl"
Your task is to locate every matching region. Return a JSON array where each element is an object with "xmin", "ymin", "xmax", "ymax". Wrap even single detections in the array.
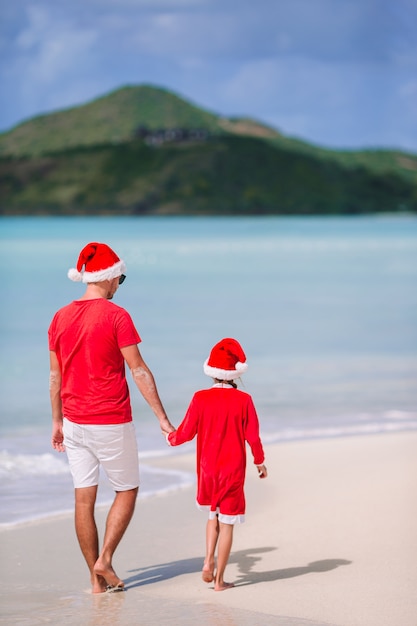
[{"xmin": 167, "ymin": 338, "xmax": 267, "ymax": 591}]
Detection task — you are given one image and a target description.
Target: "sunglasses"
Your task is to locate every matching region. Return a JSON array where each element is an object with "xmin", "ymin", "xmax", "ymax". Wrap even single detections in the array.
[{"xmin": 118, "ymin": 274, "xmax": 126, "ymax": 285}]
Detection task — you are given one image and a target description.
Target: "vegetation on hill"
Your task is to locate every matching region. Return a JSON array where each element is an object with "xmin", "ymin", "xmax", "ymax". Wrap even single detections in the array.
[
  {"xmin": 0, "ymin": 84, "xmax": 416, "ymax": 215},
  {"xmin": 1, "ymin": 135, "xmax": 415, "ymax": 215},
  {"xmin": 0, "ymin": 85, "xmax": 279, "ymax": 158}
]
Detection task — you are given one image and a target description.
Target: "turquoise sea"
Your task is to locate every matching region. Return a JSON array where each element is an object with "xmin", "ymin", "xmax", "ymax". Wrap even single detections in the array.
[{"xmin": 1, "ymin": 215, "xmax": 417, "ymax": 526}]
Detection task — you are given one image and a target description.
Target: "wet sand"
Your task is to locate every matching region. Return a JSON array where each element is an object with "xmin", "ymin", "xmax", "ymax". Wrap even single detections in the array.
[{"xmin": 1, "ymin": 432, "xmax": 416, "ymax": 626}]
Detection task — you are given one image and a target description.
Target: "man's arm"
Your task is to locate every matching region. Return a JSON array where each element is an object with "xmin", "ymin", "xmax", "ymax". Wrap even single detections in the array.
[
  {"xmin": 49, "ymin": 350, "xmax": 65, "ymax": 452},
  {"xmin": 121, "ymin": 344, "xmax": 175, "ymax": 435}
]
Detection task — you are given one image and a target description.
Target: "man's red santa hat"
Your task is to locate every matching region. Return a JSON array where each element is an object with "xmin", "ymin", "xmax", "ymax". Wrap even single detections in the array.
[
  {"xmin": 203, "ymin": 338, "xmax": 248, "ymax": 380},
  {"xmin": 68, "ymin": 242, "xmax": 126, "ymax": 283}
]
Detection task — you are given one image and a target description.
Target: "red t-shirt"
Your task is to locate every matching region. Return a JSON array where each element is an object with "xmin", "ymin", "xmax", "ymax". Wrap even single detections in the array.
[{"xmin": 48, "ymin": 298, "xmax": 141, "ymax": 425}]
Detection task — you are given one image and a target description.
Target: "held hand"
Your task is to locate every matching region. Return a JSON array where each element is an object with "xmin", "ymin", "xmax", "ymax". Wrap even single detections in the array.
[
  {"xmin": 159, "ymin": 416, "xmax": 176, "ymax": 435},
  {"xmin": 165, "ymin": 431, "xmax": 175, "ymax": 446},
  {"xmin": 257, "ymin": 464, "xmax": 267, "ymax": 479},
  {"xmin": 51, "ymin": 424, "xmax": 65, "ymax": 452}
]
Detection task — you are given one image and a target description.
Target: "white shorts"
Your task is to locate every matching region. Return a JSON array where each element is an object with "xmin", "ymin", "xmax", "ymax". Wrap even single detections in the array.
[{"xmin": 63, "ymin": 418, "xmax": 140, "ymax": 491}]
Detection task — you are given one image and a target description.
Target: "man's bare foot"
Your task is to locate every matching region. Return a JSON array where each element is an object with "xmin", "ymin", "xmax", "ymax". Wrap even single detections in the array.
[
  {"xmin": 106, "ymin": 583, "xmax": 125, "ymax": 593},
  {"xmin": 214, "ymin": 581, "xmax": 234, "ymax": 591},
  {"xmin": 91, "ymin": 573, "xmax": 108, "ymax": 594},
  {"xmin": 202, "ymin": 559, "xmax": 215, "ymax": 583},
  {"xmin": 94, "ymin": 558, "xmax": 124, "ymax": 590}
]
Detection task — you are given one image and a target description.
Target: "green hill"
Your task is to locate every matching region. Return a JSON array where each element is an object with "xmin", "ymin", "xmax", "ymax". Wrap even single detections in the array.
[
  {"xmin": 0, "ymin": 84, "xmax": 416, "ymax": 215},
  {"xmin": 1, "ymin": 135, "xmax": 415, "ymax": 215},
  {"xmin": 270, "ymin": 137, "xmax": 417, "ymax": 186},
  {"xmin": 0, "ymin": 84, "xmax": 279, "ymax": 158}
]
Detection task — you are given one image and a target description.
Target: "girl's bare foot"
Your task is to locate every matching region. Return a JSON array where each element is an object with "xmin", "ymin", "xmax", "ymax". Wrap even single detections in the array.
[{"xmin": 215, "ymin": 581, "xmax": 234, "ymax": 591}]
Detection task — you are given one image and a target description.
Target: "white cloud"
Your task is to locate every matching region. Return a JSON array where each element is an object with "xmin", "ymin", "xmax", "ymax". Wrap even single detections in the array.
[
  {"xmin": 128, "ymin": 10, "xmax": 240, "ymax": 58},
  {"xmin": 400, "ymin": 80, "xmax": 417, "ymax": 98},
  {"xmin": 89, "ymin": 0, "xmax": 207, "ymax": 7},
  {"xmin": 215, "ymin": 55, "xmax": 411, "ymax": 149},
  {"xmin": 14, "ymin": 6, "xmax": 97, "ymax": 85}
]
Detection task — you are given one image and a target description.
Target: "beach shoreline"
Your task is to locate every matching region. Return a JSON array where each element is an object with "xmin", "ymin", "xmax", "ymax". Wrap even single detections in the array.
[{"xmin": 1, "ymin": 432, "xmax": 416, "ymax": 626}]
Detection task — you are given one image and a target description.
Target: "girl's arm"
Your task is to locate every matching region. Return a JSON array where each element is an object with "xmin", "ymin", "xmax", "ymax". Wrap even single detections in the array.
[
  {"xmin": 245, "ymin": 396, "xmax": 266, "ymax": 467},
  {"xmin": 167, "ymin": 396, "xmax": 199, "ymax": 446}
]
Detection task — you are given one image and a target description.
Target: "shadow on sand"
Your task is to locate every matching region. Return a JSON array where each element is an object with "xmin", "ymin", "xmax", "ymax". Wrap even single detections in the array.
[{"xmin": 124, "ymin": 546, "xmax": 351, "ymax": 589}]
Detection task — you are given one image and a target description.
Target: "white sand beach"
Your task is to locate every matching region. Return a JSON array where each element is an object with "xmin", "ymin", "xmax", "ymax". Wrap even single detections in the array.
[{"xmin": 1, "ymin": 432, "xmax": 416, "ymax": 626}]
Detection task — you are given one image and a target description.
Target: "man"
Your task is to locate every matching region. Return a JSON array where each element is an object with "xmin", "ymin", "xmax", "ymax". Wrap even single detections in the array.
[{"xmin": 48, "ymin": 242, "xmax": 174, "ymax": 594}]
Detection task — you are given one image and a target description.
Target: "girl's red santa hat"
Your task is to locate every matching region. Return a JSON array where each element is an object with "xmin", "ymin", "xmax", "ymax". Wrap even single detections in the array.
[
  {"xmin": 204, "ymin": 338, "xmax": 248, "ymax": 380},
  {"xmin": 68, "ymin": 242, "xmax": 126, "ymax": 283}
]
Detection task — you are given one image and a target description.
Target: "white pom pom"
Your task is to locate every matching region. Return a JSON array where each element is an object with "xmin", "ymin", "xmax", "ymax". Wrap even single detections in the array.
[
  {"xmin": 67, "ymin": 268, "xmax": 82, "ymax": 282},
  {"xmin": 235, "ymin": 361, "xmax": 248, "ymax": 374}
]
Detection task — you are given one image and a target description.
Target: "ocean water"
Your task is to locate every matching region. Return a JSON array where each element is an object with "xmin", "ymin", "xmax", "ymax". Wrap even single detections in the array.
[{"xmin": 1, "ymin": 215, "xmax": 416, "ymax": 526}]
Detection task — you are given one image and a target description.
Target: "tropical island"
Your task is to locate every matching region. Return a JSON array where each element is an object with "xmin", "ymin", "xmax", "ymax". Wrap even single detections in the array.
[{"xmin": 0, "ymin": 84, "xmax": 416, "ymax": 215}]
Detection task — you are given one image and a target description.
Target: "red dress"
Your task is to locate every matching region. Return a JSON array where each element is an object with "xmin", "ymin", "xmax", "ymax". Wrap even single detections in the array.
[{"xmin": 168, "ymin": 385, "xmax": 265, "ymax": 522}]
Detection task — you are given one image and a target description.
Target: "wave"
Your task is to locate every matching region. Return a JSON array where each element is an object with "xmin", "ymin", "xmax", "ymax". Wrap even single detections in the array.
[
  {"xmin": 0, "ymin": 450, "xmax": 70, "ymax": 478},
  {"xmin": 1, "ymin": 409, "xmax": 416, "ymax": 528},
  {"xmin": 0, "ymin": 457, "xmax": 195, "ymax": 530},
  {"xmin": 262, "ymin": 410, "xmax": 417, "ymax": 444},
  {"xmin": 1, "ymin": 411, "xmax": 416, "ymax": 480}
]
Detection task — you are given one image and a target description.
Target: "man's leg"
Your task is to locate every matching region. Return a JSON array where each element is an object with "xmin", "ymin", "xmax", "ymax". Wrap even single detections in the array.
[
  {"xmin": 202, "ymin": 516, "xmax": 219, "ymax": 582},
  {"xmin": 74, "ymin": 485, "xmax": 107, "ymax": 594},
  {"xmin": 93, "ymin": 487, "xmax": 138, "ymax": 589}
]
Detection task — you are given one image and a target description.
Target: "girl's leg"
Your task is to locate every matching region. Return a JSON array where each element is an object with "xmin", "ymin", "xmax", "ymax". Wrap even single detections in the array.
[
  {"xmin": 214, "ymin": 522, "xmax": 234, "ymax": 591},
  {"xmin": 202, "ymin": 516, "xmax": 219, "ymax": 582}
]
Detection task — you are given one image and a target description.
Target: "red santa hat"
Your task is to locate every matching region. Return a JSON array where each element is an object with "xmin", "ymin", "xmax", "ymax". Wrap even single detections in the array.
[
  {"xmin": 68, "ymin": 242, "xmax": 126, "ymax": 283},
  {"xmin": 203, "ymin": 338, "xmax": 248, "ymax": 380}
]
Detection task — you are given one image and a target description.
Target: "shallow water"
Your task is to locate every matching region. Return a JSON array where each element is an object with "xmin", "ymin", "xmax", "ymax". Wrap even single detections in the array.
[{"xmin": 1, "ymin": 215, "xmax": 416, "ymax": 525}]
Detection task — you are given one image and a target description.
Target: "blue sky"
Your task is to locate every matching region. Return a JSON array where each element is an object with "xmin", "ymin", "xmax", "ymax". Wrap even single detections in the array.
[{"xmin": 1, "ymin": 0, "xmax": 416, "ymax": 151}]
